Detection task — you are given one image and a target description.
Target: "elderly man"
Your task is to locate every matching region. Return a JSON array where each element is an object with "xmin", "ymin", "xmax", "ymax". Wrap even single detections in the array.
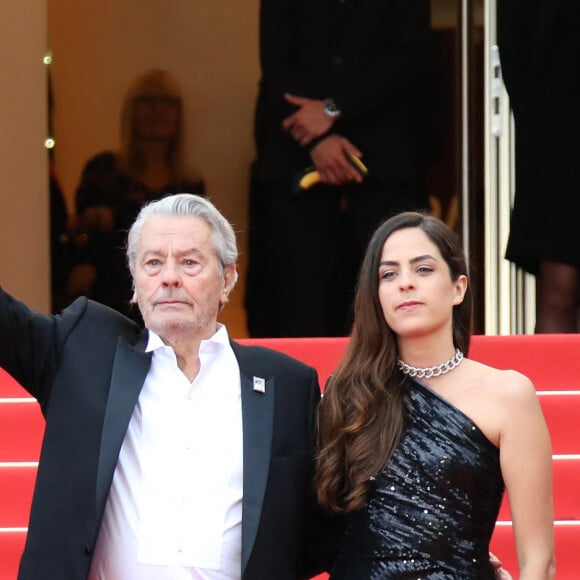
[{"xmin": 1, "ymin": 193, "xmax": 337, "ymax": 579}]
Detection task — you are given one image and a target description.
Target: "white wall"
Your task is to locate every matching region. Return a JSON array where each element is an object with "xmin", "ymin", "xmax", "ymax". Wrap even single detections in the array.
[{"xmin": 0, "ymin": 0, "xmax": 50, "ymax": 311}]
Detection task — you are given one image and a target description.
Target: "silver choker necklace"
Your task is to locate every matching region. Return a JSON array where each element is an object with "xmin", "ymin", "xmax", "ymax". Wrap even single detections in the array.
[{"xmin": 397, "ymin": 349, "xmax": 464, "ymax": 379}]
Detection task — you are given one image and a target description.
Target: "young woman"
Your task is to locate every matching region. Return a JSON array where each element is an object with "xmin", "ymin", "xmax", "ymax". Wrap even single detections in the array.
[{"xmin": 316, "ymin": 212, "xmax": 555, "ymax": 578}]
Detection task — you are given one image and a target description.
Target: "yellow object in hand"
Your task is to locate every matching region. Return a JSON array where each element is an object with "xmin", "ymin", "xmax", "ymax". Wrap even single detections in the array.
[{"xmin": 299, "ymin": 152, "xmax": 368, "ymax": 190}]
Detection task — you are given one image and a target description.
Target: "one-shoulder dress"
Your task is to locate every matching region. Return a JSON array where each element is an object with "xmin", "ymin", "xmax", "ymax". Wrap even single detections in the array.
[{"xmin": 330, "ymin": 378, "xmax": 505, "ymax": 579}]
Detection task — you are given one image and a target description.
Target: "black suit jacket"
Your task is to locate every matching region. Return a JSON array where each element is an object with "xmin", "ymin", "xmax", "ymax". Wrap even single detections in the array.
[
  {"xmin": 254, "ymin": 0, "xmax": 432, "ymax": 185},
  {"xmin": 0, "ymin": 288, "xmax": 340, "ymax": 579}
]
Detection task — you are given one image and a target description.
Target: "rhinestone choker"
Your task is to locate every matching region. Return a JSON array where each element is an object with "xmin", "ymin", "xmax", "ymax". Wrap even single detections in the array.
[{"xmin": 397, "ymin": 349, "xmax": 464, "ymax": 379}]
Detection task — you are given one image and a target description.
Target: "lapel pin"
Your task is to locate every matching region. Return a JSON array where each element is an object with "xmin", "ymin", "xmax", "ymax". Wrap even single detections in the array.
[{"xmin": 253, "ymin": 376, "xmax": 266, "ymax": 394}]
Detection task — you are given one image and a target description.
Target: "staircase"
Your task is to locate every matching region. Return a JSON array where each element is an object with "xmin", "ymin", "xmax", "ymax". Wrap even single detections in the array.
[
  {"xmin": 0, "ymin": 369, "xmax": 42, "ymax": 578},
  {"xmin": 2, "ymin": 334, "xmax": 579, "ymax": 578}
]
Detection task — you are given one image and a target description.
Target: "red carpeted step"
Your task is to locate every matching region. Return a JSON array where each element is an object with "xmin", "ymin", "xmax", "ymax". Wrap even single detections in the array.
[
  {"xmin": 0, "ymin": 402, "xmax": 44, "ymax": 462},
  {"xmin": 538, "ymin": 394, "xmax": 580, "ymax": 455},
  {"xmin": 0, "ymin": 465, "xmax": 36, "ymax": 527},
  {"xmin": 0, "ymin": 368, "xmax": 29, "ymax": 398},
  {"xmin": 0, "ymin": 530, "xmax": 26, "ymax": 579},
  {"xmin": 1, "ymin": 390, "xmax": 575, "ymax": 462},
  {"xmin": 469, "ymin": 334, "xmax": 580, "ymax": 391}
]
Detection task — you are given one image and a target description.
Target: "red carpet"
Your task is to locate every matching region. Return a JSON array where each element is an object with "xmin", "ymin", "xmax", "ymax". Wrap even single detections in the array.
[{"xmin": 2, "ymin": 335, "xmax": 579, "ymax": 578}]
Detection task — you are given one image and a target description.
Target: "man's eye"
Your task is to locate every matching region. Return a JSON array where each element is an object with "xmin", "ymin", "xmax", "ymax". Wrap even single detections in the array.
[{"xmin": 146, "ymin": 259, "xmax": 160, "ymax": 266}]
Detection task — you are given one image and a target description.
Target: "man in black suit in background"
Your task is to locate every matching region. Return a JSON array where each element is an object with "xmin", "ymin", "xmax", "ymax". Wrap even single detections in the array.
[
  {"xmin": 246, "ymin": 0, "xmax": 433, "ymax": 338},
  {"xmin": 1, "ymin": 193, "xmax": 338, "ymax": 579}
]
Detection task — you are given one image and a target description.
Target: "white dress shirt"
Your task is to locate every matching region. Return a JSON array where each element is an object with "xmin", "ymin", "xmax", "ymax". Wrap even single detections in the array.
[{"xmin": 88, "ymin": 324, "xmax": 243, "ymax": 580}]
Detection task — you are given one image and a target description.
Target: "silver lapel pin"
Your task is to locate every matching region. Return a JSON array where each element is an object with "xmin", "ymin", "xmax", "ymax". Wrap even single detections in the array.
[{"xmin": 253, "ymin": 376, "xmax": 266, "ymax": 394}]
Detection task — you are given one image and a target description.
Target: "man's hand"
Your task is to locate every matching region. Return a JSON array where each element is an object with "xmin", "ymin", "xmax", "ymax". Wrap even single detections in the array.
[
  {"xmin": 282, "ymin": 94, "xmax": 335, "ymax": 146},
  {"xmin": 310, "ymin": 135, "xmax": 363, "ymax": 186},
  {"xmin": 490, "ymin": 552, "xmax": 513, "ymax": 580}
]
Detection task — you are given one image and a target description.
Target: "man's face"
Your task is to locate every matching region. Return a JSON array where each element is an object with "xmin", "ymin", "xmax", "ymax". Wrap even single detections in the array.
[{"xmin": 133, "ymin": 214, "xmax": 236, "ymax": 342}]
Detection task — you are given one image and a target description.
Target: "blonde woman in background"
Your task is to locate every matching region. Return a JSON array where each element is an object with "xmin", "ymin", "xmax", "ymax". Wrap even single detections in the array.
[{"xmin": 67, "ymin": 69, "xmax": 205, "ymax": 323}]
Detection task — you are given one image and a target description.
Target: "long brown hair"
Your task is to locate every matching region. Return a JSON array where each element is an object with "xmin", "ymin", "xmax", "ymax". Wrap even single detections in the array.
[{"xmin": 316, "ymin": 211, "xmax": 473, "ymax": 512}]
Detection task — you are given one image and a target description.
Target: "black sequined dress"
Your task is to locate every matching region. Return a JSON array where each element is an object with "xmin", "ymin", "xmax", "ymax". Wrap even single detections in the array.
[{"xmin": 330, "ymin": 378, "xmax": 505, "ymax": 579}]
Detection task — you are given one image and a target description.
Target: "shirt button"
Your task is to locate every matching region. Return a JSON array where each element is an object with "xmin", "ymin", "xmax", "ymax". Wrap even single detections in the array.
[{"xmin": 333, "ymin": 55, "xmax": 343, "ymax": 66}]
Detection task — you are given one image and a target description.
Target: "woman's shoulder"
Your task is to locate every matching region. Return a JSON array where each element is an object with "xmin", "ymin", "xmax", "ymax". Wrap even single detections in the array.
[
  {"xmin": 466, "ymin": 359, "xmax": 537, "ymax": 404},
  {"xmin": 456, "ymin": 360, "xmax": 539, "ymax": 445}
]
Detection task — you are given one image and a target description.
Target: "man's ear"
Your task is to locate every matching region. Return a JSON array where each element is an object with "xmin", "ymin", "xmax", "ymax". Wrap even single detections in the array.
[
  {"xmin": 218, "ymin": 265, "xmax": 238, "ymax": 313},
  {"xmin": 221, "ymin": 264, "xmax": 238, "ymax": 302}
]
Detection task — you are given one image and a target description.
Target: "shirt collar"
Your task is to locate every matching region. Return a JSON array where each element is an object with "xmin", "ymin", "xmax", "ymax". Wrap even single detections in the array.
[{"xmin": 145, "ymin": 323, "xmax": 229, "ymax": 353}]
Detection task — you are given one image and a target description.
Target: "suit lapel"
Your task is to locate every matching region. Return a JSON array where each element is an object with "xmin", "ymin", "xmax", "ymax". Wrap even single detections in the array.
[
  {"xmin": 96, "ymin": 332, "xmax": 152, "ymax": 519},
  {"xmin": 233, "ymin": 343, "xmax": 276, "ymax": 575}
]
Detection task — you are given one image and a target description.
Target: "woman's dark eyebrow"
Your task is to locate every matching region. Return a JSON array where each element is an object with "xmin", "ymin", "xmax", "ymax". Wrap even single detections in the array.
[
  {"xmin": 379, "ymin": 254, "xmax": 437, "ymax": 267},
  {"xmin": 410, "ymin": 254, "xmax": 437, "ymax": 264}
]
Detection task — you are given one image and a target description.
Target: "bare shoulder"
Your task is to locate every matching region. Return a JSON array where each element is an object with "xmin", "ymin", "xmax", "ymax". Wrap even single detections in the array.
[
  {"xmin": 447, "ymin": 360, "xmax": 546, "ymax": 446},
  {"xmin": 466, "ymin": 359, "xmax": 539, "ymax": 412}
]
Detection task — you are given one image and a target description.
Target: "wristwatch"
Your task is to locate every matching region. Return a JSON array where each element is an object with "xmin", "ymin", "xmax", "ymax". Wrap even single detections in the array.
[{"xmin": 323, "ymin": 98, "xmax": 342, "ymax": 118}]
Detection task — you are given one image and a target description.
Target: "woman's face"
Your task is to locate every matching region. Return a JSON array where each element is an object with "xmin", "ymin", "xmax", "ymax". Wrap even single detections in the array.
[
  {"xmin": 132, "ymin": 86, "xmax": 181, "ymax": 142},
  {"xmin": 377, "ymin": 227, "xmax": 467, "ymax": 341}
]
